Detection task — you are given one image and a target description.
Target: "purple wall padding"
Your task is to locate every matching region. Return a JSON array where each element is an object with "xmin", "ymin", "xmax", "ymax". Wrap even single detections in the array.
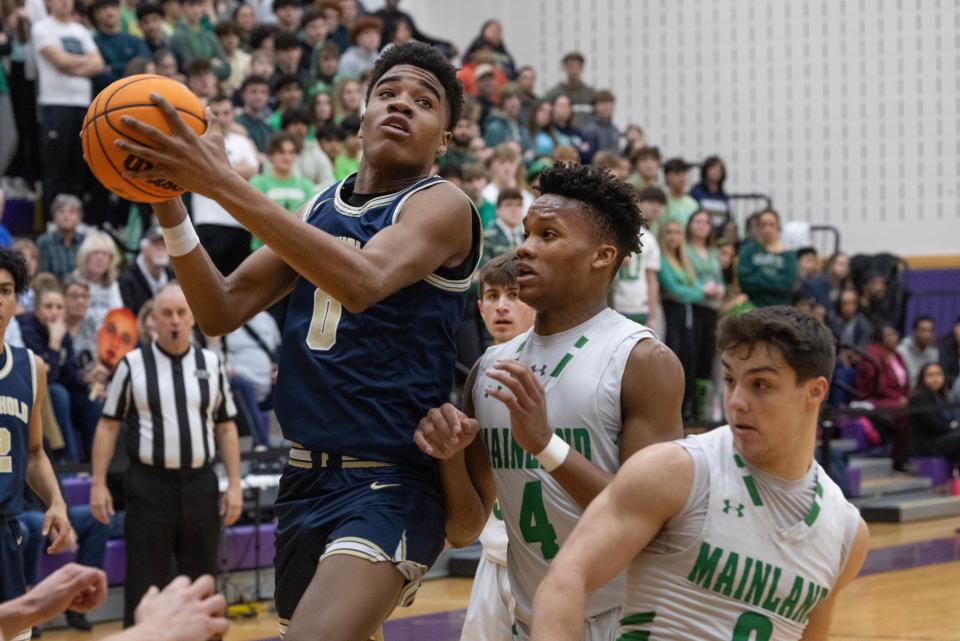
[
  {"xmin": 904, "ymin": 269, "xmax": 960, "ymax": 334},
  {"xmin": 62, "ymin": 477, "xmax": 91, "ymax": 508},
  {"xmin": 37, "ymin": 523, "xmax": 276, "ymax": 586}
]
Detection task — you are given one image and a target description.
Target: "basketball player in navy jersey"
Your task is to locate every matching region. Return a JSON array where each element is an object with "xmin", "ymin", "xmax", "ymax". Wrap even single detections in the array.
[
  {"xmin": 115, "ymin": 43, "xmax": 484, "ymax": 641},
  {"xmin": 0, "ymin": 249, "xmax": 75, "ymax": 641}
]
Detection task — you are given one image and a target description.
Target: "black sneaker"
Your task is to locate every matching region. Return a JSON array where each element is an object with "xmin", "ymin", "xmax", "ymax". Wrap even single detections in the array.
[
  {"xmin": 30, "ymin": 627, "xmax": 41, "ymax": 638},
  {"xmin": 65, "ymin": 611, "xmax": 93, "ymax": 632}
]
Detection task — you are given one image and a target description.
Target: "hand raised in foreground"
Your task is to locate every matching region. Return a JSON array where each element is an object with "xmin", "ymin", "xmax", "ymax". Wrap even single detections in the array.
[
  {"xmin": 134, "ymin": 575, "xmax": 229, "ymax": 641},
  {"xmin": 8, "ymin": 563, "xmax": 107, "ymax": 634}
]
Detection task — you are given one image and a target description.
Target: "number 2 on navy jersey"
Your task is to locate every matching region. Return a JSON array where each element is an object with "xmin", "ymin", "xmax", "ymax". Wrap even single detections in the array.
[
  {"xmin": 306, "ymin": 289, "xmax": 343, "ymax": 351},
  {"xmin": 0, "ymin": 427, "xmax": 11, "ymax": 473}
]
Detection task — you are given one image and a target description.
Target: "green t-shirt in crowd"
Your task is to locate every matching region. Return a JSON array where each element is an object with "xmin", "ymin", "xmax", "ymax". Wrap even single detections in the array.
[
  {"xmin": 664, "ymin": 193, "xmax": 700, "ymax": 228},
  {"xmin": 334, "ymin": 154, "xmax": 361, "ymax": 181},
  {"xmin": 736, "ymin": 240, "xmax": 798, "ymax": 307},
  {"xmin": 249, "ymin": 172, "xmax": 316, "ymax": 250}
]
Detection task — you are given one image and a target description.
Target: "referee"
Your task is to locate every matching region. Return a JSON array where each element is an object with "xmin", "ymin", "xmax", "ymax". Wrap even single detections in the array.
[{"xmin": 88, "ymin": 283, "xmax": 242, "ymax": 626}]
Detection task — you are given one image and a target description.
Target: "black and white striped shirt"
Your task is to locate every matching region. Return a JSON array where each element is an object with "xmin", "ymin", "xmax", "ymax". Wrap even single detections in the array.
[{"xmin": 102, "ymin": 342, "xmax": 237, "ymax": 469}]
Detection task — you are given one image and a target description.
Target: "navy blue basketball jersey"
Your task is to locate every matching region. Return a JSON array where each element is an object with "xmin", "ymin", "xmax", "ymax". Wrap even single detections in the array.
[
  {"xmin": 0, "ymin": 344, "xmax": 37, "ymax": 515},
  {"xmin": 275, "ymin": 174, "xmax": 482, "ymax": 468}
]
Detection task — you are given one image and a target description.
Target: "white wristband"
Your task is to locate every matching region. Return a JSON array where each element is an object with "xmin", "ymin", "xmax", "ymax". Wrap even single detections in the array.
[
  {"xmin": 161, "ymin": 217, "xmax": 200, "ymax": 257},
  {"xmin": 535, "ymin": 434, "xmax": 570, "ymax": 472}
]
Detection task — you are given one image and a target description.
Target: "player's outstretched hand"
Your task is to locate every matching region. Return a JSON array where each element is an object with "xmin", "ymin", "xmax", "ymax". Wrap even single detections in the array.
[
  {"xmin": 117, "ymin": 100, "xmax": 230, "ymax": 197},
  {"xmin": 485, "ymin": 360, "xmax": 552, "ymax": 455},
  {"xmin": 134, "ymin": 575, "xmax": 229, "ymax": 641},
  {"xmin": 19, "ymin": 563, "xmax": 108, "ymax": 625},
  {"xmin": 415, "ymin": 403, "xmax": 479, "ymax": 459}
]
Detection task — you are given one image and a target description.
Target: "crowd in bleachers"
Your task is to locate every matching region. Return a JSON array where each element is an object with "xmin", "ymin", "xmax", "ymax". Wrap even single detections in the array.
[{"xmin": 1, "ymin": 1, "xmax": 960, "ymax": 624}]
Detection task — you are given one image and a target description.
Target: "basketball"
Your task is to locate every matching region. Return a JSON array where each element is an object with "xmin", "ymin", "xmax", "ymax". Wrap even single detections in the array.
[{"xmin": 81, "ymin": 74, "xmax": 207, "ymax": 203}]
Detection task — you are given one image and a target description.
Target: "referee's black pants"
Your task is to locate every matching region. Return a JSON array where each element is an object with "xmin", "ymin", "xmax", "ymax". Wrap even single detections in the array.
[{"xmin": 123, "ymin": 461, "xmax": 221, "ymax": 627}]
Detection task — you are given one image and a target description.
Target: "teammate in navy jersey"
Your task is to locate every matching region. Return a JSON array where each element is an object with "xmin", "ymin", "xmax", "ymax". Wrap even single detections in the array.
[
  {"xmin": 0, "ymin": 249, "xmax": 74, "ymax": 641},
  {"xmin": 118, "ymin": 43, "xmax": 484, "ymax": 641}
]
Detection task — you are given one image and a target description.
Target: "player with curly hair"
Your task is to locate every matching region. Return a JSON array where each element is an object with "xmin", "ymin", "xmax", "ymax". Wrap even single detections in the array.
[
  {"xmin": 113, "ymin": 42, "xmax": 483, "ymax": 641},
  {"xmin": 415, "ymin": 164, "xmax": 686, "ymax": 641}
]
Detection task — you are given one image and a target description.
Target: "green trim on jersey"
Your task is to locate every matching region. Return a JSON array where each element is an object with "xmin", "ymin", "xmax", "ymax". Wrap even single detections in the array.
[
  {"xmin": 742, "ymin": 476, "xmax": 764, "ymax": 507},
  {"xmin": 804, "ymin": 483, "xmax": 825, "ymax": 526},
  {"xmin": 620, "ymin": 611, "xmax": 656, "ymax": 626},
  {"xmin": 733, "ymin": 453, "xmax": 764, "ymax": 506},
  {"xmin": 549, "ymin": 335, "xmax": 589, "ymax": 377}
]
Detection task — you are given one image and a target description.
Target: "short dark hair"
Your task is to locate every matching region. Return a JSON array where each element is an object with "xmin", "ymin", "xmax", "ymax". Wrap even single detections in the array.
[
  {"xmin": 186, "ymin": 58, "xmax": 212, "ymax": 77},
  {"xmin": 367, "ymin": 42, "xmax": 463, "ymax": 129},
  {"xmin": 316, "ymin": 122, "xmax": 346, "ymax": 142},
  {"xmin": 437, "ymin": 164, "xmax": 463, "ymax": 181},
  {"xmin": 477, "ymin": 253, "xmax": 519, "ymax": 298},
  {"xmin": 136, "ymin": 2, "xmax": 163, "ymax": 20},
  {"xmin": 562, "ymin": 51, "xmax": 585, "ymax": 64},
  {"xmin": 913, "ymin": 315, "xmax": 935, "ymax": 330},
  {"xmin": 301, "ymin": 7, "xmax": 324, "ymax": 26},
  {"xmin": 636, "ymin": 186, "xmax": 667, "ymax": 205},
  {"xmin": 272, "ymin": 0, "xmax": 299, "ymax": 11},
  {"xmin": 273, "ymin": 74, "xmax": 302, "ymax": 93},
  {"xmin": 274, "ymin": 31, "xmax": 301, "ymax": 51},
  {"xmin": 717, "ymin": 306, "xmax": 837, "ymax": 383},
  {"xmin": 249, "ymin": 24, "xmax": 278, "ymax": 50},
  {"xmin": 537, "ymin": 164, "xmax": 644, "ymax": 266},
  {"xmin": 241, "ymin": 74, "xmax": 270, "ymax": 91},
  {"xmin": 266, "ymin": 131, "xmax": 297, "ymax": 155},
  {"xmin": 796, "ymin": 246, "xmax": 817, "ymax": 260},
  {"xmin": 281, "ymin": 106, "xmax": 312, "ymax": 129},
  {"xmin": 209, "ymin": 93, "xmax": 232, "ymax": 106},
  {"xmin": 630, "ymin": 145, "xmax": 661, "ymax": 164},
  {"xmin": 0, "ymin": 249, "xmax": 29, "ymax": 294},
  {"xmin": 663, "ymin": 157, "xmax": 691, "ymax": 175},
  {"xmin": 593, "ymin": 89, "xmax": 615, "ymax": 104},
  {"xmin": 496, "ymin": 187, "xmax": 523, "ymax": 207},
  {"xmin": 214, "ymin": 20, "xmax": 239, "ymax": 37}
]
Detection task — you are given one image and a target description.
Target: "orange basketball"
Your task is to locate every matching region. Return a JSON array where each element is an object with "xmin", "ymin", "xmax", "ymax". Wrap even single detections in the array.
[{"xmin": 81, "ymin": 74, "xmax": 207, "ymax": 203}]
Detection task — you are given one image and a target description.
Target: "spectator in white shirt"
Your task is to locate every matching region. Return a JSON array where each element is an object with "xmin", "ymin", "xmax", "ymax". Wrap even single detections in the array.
[
  {"xmin": 192, "ymin": 94, "xmax": 260, "ymax": 276},
  {"xmin": 898, "ymin": 315, "xmax": 940, "ymax": 387},
  {"xmin": 31, "ymin": 0, "xmax": 105, "ymax": 215}
]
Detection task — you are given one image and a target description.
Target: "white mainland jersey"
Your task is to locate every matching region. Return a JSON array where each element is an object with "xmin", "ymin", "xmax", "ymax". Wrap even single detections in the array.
[
  {"xmin": 473, "ymin": 308, "xmax": 657, "ymax": 623},
  {"xmin": 479, "ymin": 501, "xmax": 509, "ymax": 565},
  {"xmin": 620, "ymin": 427, "xmax": 860, "ymax": 641}
]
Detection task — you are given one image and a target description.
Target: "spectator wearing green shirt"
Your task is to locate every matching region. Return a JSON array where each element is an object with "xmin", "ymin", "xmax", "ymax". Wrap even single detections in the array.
[
  {"xmin": 90, "ymin": 0, "xmax": 151, "ymax": 94},
  {"xmin": 0, "ymin": 26, "xmax": 15, "ymax": 176},
  {"xmin": 236, "ymin": 75, "xmax": 273, "ymax": 154},
  {"xmin": 481, "ymin": 188, "xmax": 524, "ymax": 266},
  {"xmin": 658, "ymin": 219, "xmax": 722, "ymax": 420},
  {"xmin": 737, "ymin": 208, "xmax": 798, "ymax": 307},
  {"xmin": 169, "ymin": 0, "xmax": 230, "ymax": 80},
  {"xmin": 280, "ymin": 107, "xmax": 335, "ymax": 192},
  {"xmin": 662, "ymin": 157, "xmax": 699, "ymax": 229},
  {"xmin": 272, "ymin": 32, "xmax": 311, "ymax": 95},
  {"xmin": 267, "ymin": 74, "xmax": 304, "ymax": 131},
  {"xmin": 333, "ymin": 115, "xmax": 362, "ymax": 181},
  {"xmin": 249, "ymin": 133, "xmax": 317, "ymax": 251},
  {"xmin": 685, "ymin": 210, "xmax": 725, "ymax": 419},
  {"xmin": 627, "ymin": 145, "xmax": 663, "ymax": 195}
]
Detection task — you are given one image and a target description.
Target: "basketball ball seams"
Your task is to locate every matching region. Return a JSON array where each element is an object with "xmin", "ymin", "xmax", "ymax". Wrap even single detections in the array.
[
  {"xmin": 84, "ymin": 73, "xmax": 206, "ymax": 202},
  {"xmin": 101, "ymin": 105, "xmax": 206, "ymax": 148},
  {"xmin": 90, "ymin": 113, "xmax": 168, "ymax": 200}
]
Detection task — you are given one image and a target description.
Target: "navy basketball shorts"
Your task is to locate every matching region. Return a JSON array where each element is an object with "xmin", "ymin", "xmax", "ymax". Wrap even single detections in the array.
[
  {"xmin": 1, "ymin": 516, "xmax": 30, "ymax": 641},
  {"xmin": 0, "ymin": 517, "xmax": 26, "ymax": 600},
  {"xmin": 273, "ymin": 447, "xmax": 446, "ymax": 637}
]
